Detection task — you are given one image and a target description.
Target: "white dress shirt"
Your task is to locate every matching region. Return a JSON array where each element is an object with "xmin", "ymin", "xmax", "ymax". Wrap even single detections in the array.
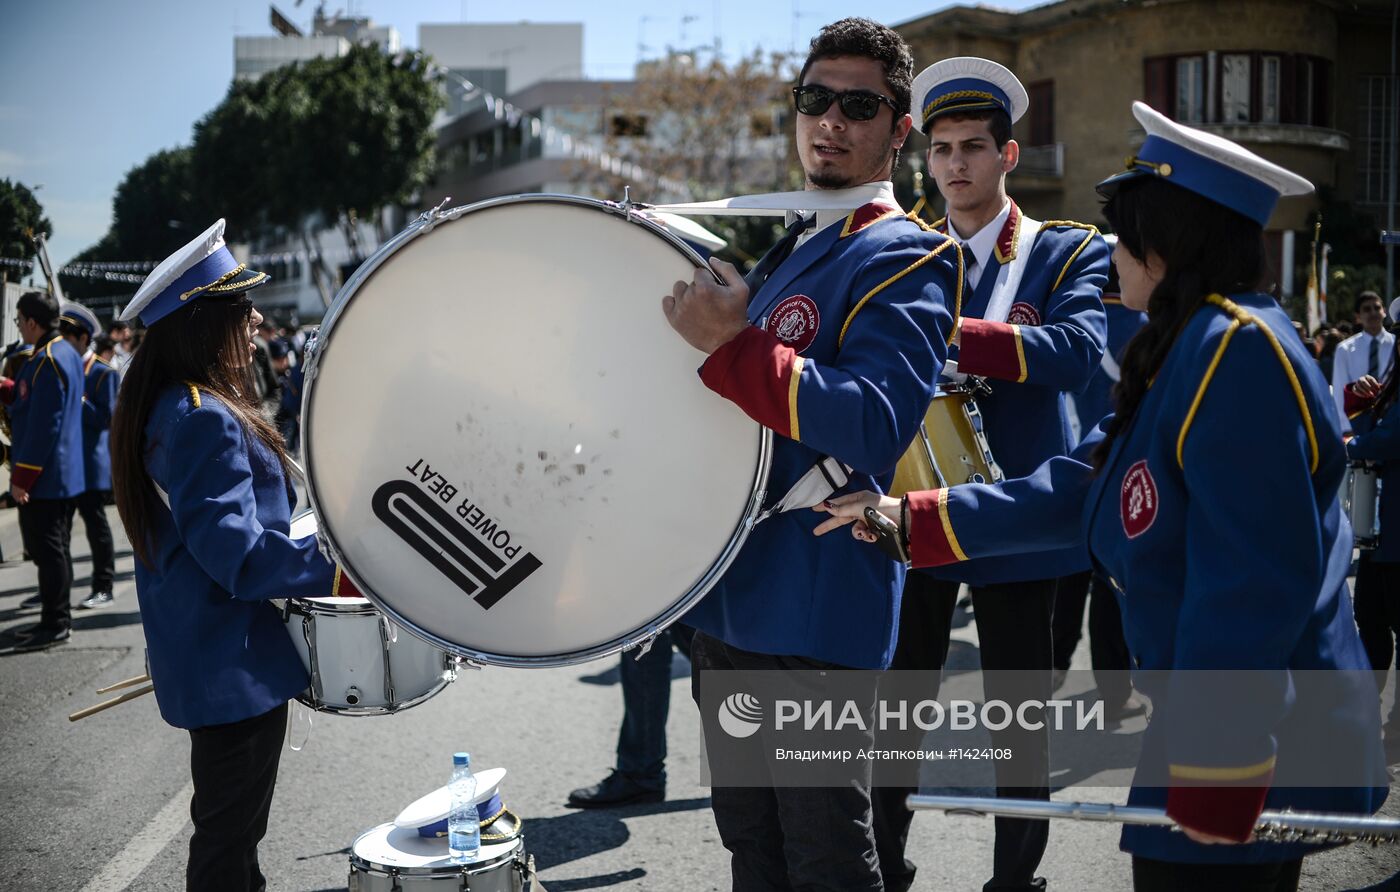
[
  {"xmin": 948, "ymin": 199, "xmax": 1011, "ymax": 293},
  {"xmin": 1331, "ymin": 327, "xmax": 1395, "ymax": 432}
]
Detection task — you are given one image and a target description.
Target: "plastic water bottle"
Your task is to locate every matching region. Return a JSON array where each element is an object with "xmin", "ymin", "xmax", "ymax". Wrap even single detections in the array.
[{"xmin": 448, "ymin": 752, "xmax": 479, "ymax": 863}]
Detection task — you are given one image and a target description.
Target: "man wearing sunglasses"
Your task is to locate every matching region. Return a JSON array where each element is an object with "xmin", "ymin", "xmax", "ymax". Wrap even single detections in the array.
[
  {"xmin": 662, "ymin": 17, "xmax": 960, "ymax": 892},
  {"xmin": 869, "ymin": 58, "xmax": 1109, "ymax": 892}
]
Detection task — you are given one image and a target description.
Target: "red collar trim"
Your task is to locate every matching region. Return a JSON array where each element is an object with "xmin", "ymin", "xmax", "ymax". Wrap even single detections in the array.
[
  {"xmin": 840, "ymin": 201, "xmax": 903, "ymax": 238},
  {"xmin": 993, "ymin": 200, "xmax": 1022, "ymax": 265}
]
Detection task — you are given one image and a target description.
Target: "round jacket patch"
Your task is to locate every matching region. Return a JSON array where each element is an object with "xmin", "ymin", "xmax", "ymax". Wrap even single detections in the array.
[
  {"xmin": 768, "ymin": 294, "xmax": 821, "ymax": 353},
  {"xmin": 1006, "ymin": 301, "xmax": 1041, "ymax": 326},
  {"xmin": 1120, "ymin": 460, "xmax": 1158, "ymax": 539},
  {"xmin": 17, "ymin": 379, "xmax": 27, "ymax": 401}
]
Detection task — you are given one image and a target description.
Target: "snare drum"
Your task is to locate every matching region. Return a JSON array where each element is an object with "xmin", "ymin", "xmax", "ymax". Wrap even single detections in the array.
[
  {"xmin": 348, "ymin": 823, "xmax": 528, "ymax": 892},
  {"xmin": 1342, "ymin": 462, "xmax": 1381, "ymax": 549},
  {"xmin": 889, "ymin": 383, "xmax": 1004, "ymax": 497},
  {"xmin": 282, "ymin": 512, "xmax": 457, "ymax": 714},
  {"xmin": 301, "ymin": 195, "xmax": 770, "ymax": 666}
]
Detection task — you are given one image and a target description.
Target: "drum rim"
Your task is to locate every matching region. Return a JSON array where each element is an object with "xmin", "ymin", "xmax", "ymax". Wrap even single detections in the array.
[
  {"xmin": 301, "ymin": 193, "xmax": 773, "ymax": 668},
  {"xmin": 348, "ymin": 822, "xmax": 522, "ymax": 876},
  {"xmin": 295, "ymin": 673, "xmax": 454, "ymax": 716}
]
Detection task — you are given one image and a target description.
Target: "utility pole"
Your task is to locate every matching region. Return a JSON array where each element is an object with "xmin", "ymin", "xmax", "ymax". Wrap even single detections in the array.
[{"xmin": 1386, "ymin": 0, "xmax": 1398, "ymax": 301}]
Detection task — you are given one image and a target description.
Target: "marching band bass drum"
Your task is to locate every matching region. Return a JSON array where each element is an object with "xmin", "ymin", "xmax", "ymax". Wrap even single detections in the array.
[{"xmin": 301, "ymin": 195, "xmax": 771, "ymax": 667}]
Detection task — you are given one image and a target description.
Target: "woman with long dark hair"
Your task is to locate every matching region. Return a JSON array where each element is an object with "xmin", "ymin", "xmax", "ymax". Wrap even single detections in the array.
[
  {"xmin": 815, "ymin": 102, "xmax": 1387, "ymax": 889},
  {"xmin": 111, "ymin": 220, "xmax": 339, "ymax": 892}
]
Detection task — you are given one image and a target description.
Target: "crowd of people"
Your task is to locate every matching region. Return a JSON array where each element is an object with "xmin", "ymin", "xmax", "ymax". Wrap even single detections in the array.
[
  {"xmin": 1, "ymin": 14, "xmax": 1396, "ymax": 892},
  {"xmin": 2, "ymin": 293, "xmax": 309, "ymax": 650}
]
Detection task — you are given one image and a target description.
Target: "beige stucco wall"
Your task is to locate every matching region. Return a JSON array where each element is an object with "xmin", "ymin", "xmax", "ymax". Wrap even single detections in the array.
[{"xmin": 899, "ymin": 0, "xmax": 1354, "ymax": 230}]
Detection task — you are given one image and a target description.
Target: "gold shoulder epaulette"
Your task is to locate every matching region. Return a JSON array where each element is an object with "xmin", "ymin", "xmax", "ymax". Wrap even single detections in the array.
[
  {"xmin": 185, "ymin": 383, "xmax": 202, "ymax": 409},
  {"xmin": 1176, "ymin": 294, "xmax": 1317, "ymax": 472},
  {"xmin": 1038, "ymin": 219, "xmax": 1099, "ymax": 234}
]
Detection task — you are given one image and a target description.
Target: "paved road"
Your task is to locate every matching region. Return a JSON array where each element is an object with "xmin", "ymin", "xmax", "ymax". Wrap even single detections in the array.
[{"xmin": 0, "ymin": 507, "xmax": 1397, "ymax": 890}]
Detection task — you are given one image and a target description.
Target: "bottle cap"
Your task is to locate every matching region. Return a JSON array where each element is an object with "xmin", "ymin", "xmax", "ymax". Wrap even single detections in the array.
[{"xmin": 453, "ymin": 752, "xmax": 470, "ymax": 766}]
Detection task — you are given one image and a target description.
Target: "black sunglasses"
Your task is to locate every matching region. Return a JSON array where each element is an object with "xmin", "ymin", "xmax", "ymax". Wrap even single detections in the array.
[{"xmin": 793, "ymin": 84, "xmax": 898, "ymax": 122}]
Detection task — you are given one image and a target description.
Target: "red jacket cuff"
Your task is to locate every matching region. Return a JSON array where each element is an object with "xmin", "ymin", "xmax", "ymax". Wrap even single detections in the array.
[
  {"xmin": 906, "ymin": 488, "xmax": 968, "ymax": 568},
  {"xmin": 699, "ymin": 325, "xmax": 801, "ymax": 439},
  {"xmin": 333, "ymin": 566, "xmax": 363, "ymax": 598},
  {"xmin": 957, "ymin": 318, "xmax": 1027, "ymax": 383},
  {"xmin": 11, "ymin": 464, "xmax": 41, "ymax": 491},
  {"xmin": 1166, "ymin": 778, "xmax": 1271, "ymax": 843},
  {"xmin": 0, "ymin": 378, "xmax": 13, "ymax": 406},
  {"xmin": 1345, "ymin": 382, "xmax": 1378, "ymax": 418}
]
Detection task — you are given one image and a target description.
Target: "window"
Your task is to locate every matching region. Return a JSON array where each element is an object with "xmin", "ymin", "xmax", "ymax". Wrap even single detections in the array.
[
  {"xmin": 1176, "ymin": 56, "xmax": 1206, "ymax": 123},
  {"xmin": 1146, "ymin": 52, "xmax": 1330, "ymax": 127},
  {"xmin": 1221, "ymin": 54, "xmax": 1251, "ymax": 123},
  {"xmin": 609, "ymin": 113, "xmax": 648, "ymax": 137},
  {"xmin": 1027, "ymin": 80, "xmax": 1055, "ymax": 146},
  {"xmin": 1356, "ymin": 75, "xmax": 1395, "ymax": 206},
  {"xmin": 1261, "ymin": 56, "xmax": 1281, "ymax": 124}
]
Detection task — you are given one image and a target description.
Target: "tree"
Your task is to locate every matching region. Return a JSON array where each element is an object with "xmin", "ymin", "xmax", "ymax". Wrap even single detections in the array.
[
  {"xmin": 590, "ymin": 49, "xmax": 801, "ymax": 268},
  {"xmin": 0, "ymin": 179, "xmax": 52, "ymax": 260},
  {"xmin": 190, "ymin": 44, "xmax": 444, "ymax": 300},
  {"xmin": 110, "ymin": 148, "xmax": 214, "ymax": 261}
]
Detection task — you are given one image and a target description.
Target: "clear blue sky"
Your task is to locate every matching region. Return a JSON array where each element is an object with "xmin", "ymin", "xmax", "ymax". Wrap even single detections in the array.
[{"xmin": 1, "ymin": 0, "xmax": 1042, "ymax": 267}]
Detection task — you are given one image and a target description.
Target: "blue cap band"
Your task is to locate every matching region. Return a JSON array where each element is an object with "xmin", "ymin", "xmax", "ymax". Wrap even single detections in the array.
[
  {"xmin": 922, "ymin": 77, "xmax": 1012, "ymax": 126},
  {"xmin": 1128, "ymin": 134, "xmax": 1280, "ymax": 226},
  {"xmin": 417, "ymin": 792, "xmax": 505, "ymax": 837},
  {"xmin": 139, "ymin": 247, "xmax": 240, "ymax": 326}
]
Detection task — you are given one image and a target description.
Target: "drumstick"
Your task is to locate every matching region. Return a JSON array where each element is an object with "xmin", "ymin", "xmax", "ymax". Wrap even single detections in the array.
[
  {"xmin": 68, "ymin": 682, "xmax": 155, "ymax": 722},
  {"xmin": 95, "ymin": 672, "xmax": 151, "ymax": 694}
]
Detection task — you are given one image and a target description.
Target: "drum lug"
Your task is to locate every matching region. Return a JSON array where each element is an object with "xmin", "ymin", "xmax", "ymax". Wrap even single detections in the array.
[
  {"xmin": 378, "ymin": 616, "xmax": 398, "ymax": 706},
  {"xmin": 744, "ymin": 488, "xmax": 770, "ymax": 529},
  {"xmin": 417, "ymin": 196, "xmax": 455, "ymax": 233},
  {"xmin": 303, "ymin": 613, "xmax": 325, "ymax": 707},
  {"xmin": 631, "ymin": 632, "xmax": 661, "ymax": 659}
]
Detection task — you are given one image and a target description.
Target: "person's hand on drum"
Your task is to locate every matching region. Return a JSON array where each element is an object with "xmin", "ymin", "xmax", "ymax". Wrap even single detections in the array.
[
  {"xmin": 663, "ymin": 257, "xmax": 751, "ymax": 354},
  {"xmin": 812, "ymin": 490, "xmax": 901, "ymax": 542}
]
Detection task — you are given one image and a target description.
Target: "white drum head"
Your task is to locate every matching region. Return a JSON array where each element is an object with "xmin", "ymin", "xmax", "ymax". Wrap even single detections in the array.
[{"xmin": 304, "ymin": 196, "xmax": 768, "ymax": 666}]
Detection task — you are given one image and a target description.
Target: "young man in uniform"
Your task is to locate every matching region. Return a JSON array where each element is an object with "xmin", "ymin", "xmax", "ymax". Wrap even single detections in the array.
[
  {"xmin": 6, "ymin": 290, "xmax": 87, "ymax": 649},
  {"xmin": 59, "ymin": 302, "xmax": 120, "ymax": 610},
  {"xmin": 871, "ymin": 58, "xmax": 1108, "ymax": 892},
  {"xmin": 663, "ymin": 18, "xmax": 961, "ymax": 890}
]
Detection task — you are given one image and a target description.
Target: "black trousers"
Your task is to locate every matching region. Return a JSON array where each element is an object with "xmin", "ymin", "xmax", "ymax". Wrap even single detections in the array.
[
  {"xmin": 872, "ymin": 573, "xmax": 1055, "ymax": 892},
  {"xmin": 187, "ymin": 702, "xmax": 288, "ymax": 892},
  {"xmin": 72, "ymin": 489, "xmax": 115, "ymax": 594},
  {"xmin": 1130, "ymin": 856, "xmax": 1301, "ymax": 892},
  {"xmin": 1050, "ymin": 570, "xmax": 1133, "ymax": 707},
  {"xmin": 18, "ymin": 497, "xmax": 75, "ymax": 632},
  {"xmin": 1354, "ymin": 554, "xmax": 1400, "ymax": 699},
  {"xmin": 690, "ymin": 631, "xmax": 883, "ymax": 892}
]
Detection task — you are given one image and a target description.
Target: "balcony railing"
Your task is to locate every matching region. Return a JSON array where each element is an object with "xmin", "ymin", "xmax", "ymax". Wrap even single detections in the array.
[{"xmin": 1015, "ymin": 143, "xmax": 1064, "ymax": 178}]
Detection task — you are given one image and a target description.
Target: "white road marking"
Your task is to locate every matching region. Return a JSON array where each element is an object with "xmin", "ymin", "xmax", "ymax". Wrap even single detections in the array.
[{"xmin": 79, "ymin": 780, "xmax": 192, "ymax": 892}]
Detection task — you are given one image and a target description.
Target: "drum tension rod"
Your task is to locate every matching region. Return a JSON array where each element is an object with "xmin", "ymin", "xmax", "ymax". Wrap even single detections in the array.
[{"xmin": 417, "ymin": 196, "xmax": 455, "ymax": 233}]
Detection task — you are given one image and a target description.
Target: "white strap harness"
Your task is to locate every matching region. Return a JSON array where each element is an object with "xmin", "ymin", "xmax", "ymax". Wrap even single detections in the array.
[{"xmin": 981, "ymin": 214, "xmax": 1041, "ymax": 325}]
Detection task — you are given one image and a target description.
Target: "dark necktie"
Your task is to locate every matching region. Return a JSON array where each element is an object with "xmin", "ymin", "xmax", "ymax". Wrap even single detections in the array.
[
  {"xmin": 961, "ymin": 243, "xmax": 978, "ymax": 290},
  {"xmin": 744, "ymin": 215, "xmax": 816, "ymax": 295},
  {"xmin": 1369, "ymin": 336, "xmax": 1380, "ymax": 378}
]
